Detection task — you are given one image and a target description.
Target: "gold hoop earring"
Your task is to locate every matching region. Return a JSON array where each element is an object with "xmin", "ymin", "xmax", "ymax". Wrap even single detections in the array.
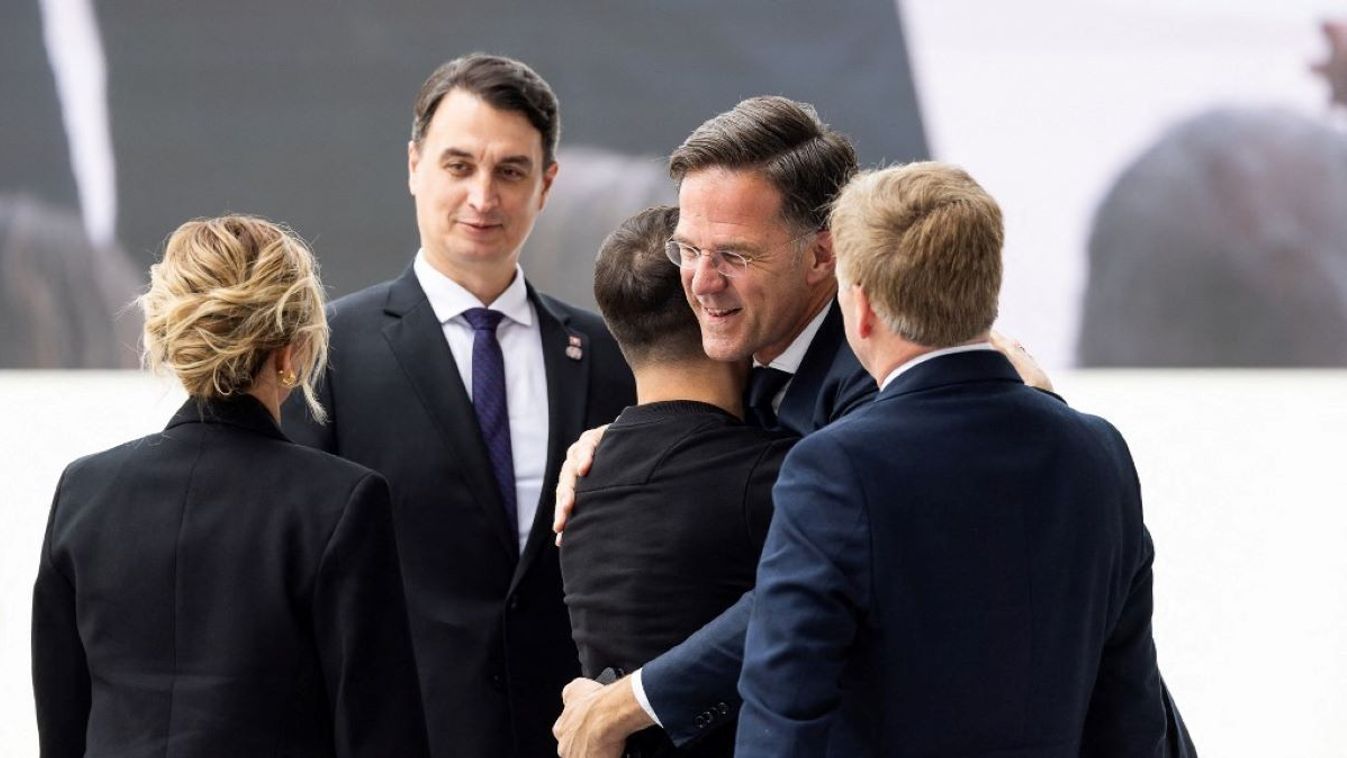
[{"xmin": 278, "ymin": 369, "xmax": 298, "ymax": 388}]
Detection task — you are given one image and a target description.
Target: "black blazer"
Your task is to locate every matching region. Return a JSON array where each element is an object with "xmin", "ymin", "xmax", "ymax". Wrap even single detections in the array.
[
  {"xmin": 283, "ymin": 267, "xmax": 635, "ymax": 758},
  {"xmin": 737, "ymin": 351, "xmax": 1179, "ymax": 756},
  {"xmin": 32, "ymin": 395, "xmax": 429, "ymax": 758},
  {"xmin": 773, "ymin": 301, "xmax": 874, "ymax": 437}
]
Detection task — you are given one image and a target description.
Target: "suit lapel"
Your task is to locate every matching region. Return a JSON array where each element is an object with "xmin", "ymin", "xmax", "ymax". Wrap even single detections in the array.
[
  {"xmin": 380, "ymin": 268, "xmax": 518, "ymax": 559},
  {"xmin": 776, "ymin": 300, "xmax": 843, "ymax": 435},
  {"xmin": 511, "ymin": 287, "xmax": 590, "ymax": 593}
]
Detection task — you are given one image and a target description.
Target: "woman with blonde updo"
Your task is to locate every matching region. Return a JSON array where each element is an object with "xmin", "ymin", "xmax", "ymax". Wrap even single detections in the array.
[{"xmin": 31, "ymin": 215, "xmax": 430, "ymax": 757}]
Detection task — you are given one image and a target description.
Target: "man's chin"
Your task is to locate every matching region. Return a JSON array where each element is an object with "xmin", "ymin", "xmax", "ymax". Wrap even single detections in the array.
[
  {"xmin": 444, "ymin": 242, "xmax": 517, "ymax": 265},
  {"xmin": 701, "ymin": 336, "xmax": 752, "ymax": 364}
]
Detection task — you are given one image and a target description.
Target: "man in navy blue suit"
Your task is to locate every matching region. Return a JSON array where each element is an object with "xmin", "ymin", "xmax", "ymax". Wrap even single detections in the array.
[
  {"xmin": 551, "ymin": 98, "xmax": 1059, "ymax": 757},
  {"xmin": 551, "ymin": 96, "xmax": 874, "ymax": 755},
  {"xmin": 735, "ymin": 163, "xmax": 1189, "ymax": 756}
]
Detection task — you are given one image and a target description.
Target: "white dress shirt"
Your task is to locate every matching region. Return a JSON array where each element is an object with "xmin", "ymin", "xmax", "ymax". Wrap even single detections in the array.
[
  {"xmin": 752, "ymin": 301, "xmax": 833, "ymax": 413},
  {"xmin": 413, "ymin": 251, "xmax": 549, "ymax": 554},
  {"xmin": 878, "ymin": 342, "xmax": 997, "ymax": 391}
]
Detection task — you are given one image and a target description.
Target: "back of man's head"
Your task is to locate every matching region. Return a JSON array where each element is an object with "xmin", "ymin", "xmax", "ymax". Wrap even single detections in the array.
[
  {"xmin": 411, "ymin": 53, "xmax": 560, "ymax": 166},
  {"xmin": 594, "ymin": 205, "xmax": 703, "ymax": 366},
  {"xmin": 669, "ymin": 96, "xmax": 857, "ymax": 233},
  {"xmin": 831, "ymin": 162, "xmax": 1003, "ymax": 348}
]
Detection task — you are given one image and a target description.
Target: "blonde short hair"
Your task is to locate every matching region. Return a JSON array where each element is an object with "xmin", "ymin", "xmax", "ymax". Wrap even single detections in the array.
[
  {"xmin": 830, "ymin": 162, "xmax": 1002, "ymax": 347},
  {"xmin": 139, "ymin": 215, "xmax": 329, "ymax": 421}
]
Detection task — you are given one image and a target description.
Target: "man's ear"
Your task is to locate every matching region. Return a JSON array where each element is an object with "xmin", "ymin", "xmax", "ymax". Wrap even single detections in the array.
[
  {"xmin": 538, "ymin": 161, "xmax": 559, "ymax": 210},
  {"xmin": 804, "ymin": 229, "xmax": 836, "ymax": 286},
  {"xmin": 407, "ymin": 140, "xmax": 421, "ymax": 195},
  {"xmin": 852, "ymin": 284, "xmax": 877, "ymax": 340}
]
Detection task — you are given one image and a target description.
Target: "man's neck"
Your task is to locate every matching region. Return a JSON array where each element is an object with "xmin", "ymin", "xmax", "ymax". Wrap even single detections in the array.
[
  {"xmin": 867, "ymin": 332, "xmax": 993, "ymax": 384},
  {"xmin": 752, "ymin": 282, "xmax": 836, "ymax": 367},
  {"xmin": 633, "ymin": 359, "xmax": 747, "ymax": 418},
  {"xmin": 424, "ymin": 249, "xmax": 518, "ymax": 305}
]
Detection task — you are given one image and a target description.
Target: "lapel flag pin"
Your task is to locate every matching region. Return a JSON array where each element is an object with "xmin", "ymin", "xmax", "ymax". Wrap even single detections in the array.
[{"xmin": 566, "ymin": 345, "xmax": 583, "ymax": 361}]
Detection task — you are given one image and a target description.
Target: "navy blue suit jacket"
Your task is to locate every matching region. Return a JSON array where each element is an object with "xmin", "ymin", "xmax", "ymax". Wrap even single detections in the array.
[
  {"xmin": 773, "ymin": 302, "xmax": 875, "ymax": 437},
  {"xmin": 736, "ymin": 350, "xmax": 1174, "ymax": 756},
  {"xmin": 641, "ymin": 302, "xmax": 874, "ymax": 744}
]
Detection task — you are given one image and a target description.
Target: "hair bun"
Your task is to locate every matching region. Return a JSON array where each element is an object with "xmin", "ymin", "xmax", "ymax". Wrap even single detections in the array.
[{"xmin": 139, "ymin": 215, "xmax": 328, "ymax": 419}]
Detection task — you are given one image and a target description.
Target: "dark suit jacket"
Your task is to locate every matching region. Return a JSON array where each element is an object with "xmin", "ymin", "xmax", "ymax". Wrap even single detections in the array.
[
  {"xmin": 640, "ymin": 302, "xmax": 874, "ymax": 744},
  {"xmin": 32, "ymin": 395, "xmax": 428, "ymax": 758},
  {"xmin": 736, "ymin": 350, "xmax": 1175, "ymax": 756},
  {"xmin": 283, "ymin": 267, "xmax": 635, "ymax": 758},
  {"xmin": 772, "ymin": 301, "xmax": 874, "ymax": 437},
  {"xmin": 560, "ymin": 401, "xmax": 795, "ymax": 757}
]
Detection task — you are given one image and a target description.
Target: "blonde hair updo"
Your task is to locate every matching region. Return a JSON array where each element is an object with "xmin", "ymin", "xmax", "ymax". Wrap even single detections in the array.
[{"xmin": 139, "ymin": 215, "xmax": 329, "ymax": 421}]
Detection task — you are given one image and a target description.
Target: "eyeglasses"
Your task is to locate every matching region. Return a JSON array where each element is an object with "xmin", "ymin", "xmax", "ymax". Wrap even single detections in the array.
[{"xmin": 664, "ymin": 230, "xmax": 818, "ymax": 279}]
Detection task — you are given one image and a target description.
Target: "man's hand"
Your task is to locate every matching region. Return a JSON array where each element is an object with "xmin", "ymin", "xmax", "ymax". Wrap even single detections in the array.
[
  {"xmin": 553, "ymin": 425, "xmax": 608, "ymax": 546},
  {"xmin": 990, "ymin": 330, "xmax": 1054, "ymax": 393},
  {"xmin": 553, "ymin": 675, "xmax": 653, "ymax": 758}
]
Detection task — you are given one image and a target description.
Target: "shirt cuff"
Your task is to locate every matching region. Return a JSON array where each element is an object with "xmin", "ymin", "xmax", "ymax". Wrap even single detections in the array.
[{"xmin": 629, "ymin": 668, "xmax": 664, "ymax": 727}]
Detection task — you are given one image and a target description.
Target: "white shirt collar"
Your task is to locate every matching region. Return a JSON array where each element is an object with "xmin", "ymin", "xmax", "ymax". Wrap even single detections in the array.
[
  {"xmin": 755, "ymin": 302, "xmax": 832, "ymax": 375},
  {"xmin": 413, "ymin": 249, "xmax": 534, "ymax": 327},
  {"xmin": 879, "ymin": 342, "xmax": 997, "ymax": 391}
]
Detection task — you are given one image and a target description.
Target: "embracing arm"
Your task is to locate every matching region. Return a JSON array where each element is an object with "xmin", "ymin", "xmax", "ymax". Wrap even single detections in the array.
[
  {"xmin": 735, "ymin": 434, "xmax": 872, "ymax": 757},
  {"xmin": 990, "ymin": 330, "xmax": 1058, "ymax": 397},
  {"xmin": 552, "ymin": 424, "xmax": 609, "ymax": 545}
]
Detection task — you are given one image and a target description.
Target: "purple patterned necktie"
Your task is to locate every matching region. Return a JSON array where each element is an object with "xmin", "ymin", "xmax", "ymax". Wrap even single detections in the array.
[{"xmin": 462, "ymin": 308, "xmax": 517, "ymax": 537}]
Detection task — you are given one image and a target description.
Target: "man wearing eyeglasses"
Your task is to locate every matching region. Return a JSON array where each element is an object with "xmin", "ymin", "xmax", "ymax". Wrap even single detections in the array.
[
  {"xmin": 553, "ymin": 95, "xmax": 1055, "ymax": 757},
  {"xmin": 553, "ymin": 95, "xmax": 887, "ymax": 756},
  {"xmin": 661, "ymin": 97, "xmax": 874, "ymax": 438}
]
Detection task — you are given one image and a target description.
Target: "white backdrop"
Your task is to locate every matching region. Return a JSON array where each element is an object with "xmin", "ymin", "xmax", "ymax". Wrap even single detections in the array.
[{"xmin": 2, "ymin": 370, "xmax": 1345, "ymax": 755}]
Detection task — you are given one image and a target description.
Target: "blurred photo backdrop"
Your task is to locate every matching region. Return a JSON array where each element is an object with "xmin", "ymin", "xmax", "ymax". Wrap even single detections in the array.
[
  {"xmin": 4, "ymin": 1, "xmax": 1347, "ymax": 755},
  {"xmin": 1, "ymin": 0, "xmax": 926, "ymax": 368}
]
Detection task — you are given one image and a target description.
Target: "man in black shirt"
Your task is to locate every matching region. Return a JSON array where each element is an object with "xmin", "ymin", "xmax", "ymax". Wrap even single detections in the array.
[{"xmin": 559, "ymin": 206, "xmax": 794, "ymax": 757}]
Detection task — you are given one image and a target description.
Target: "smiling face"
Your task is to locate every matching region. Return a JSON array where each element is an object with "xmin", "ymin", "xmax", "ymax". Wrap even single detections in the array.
[
  {"xmin": 408, "ymin": 88, "xmax": 556, "ymax": 291},
  {"xmin": 675, "ymin": 168, "xmax": 837, "ymax": 365}
]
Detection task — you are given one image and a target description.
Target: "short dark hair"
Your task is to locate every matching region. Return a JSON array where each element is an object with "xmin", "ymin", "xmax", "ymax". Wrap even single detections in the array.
[
  {"xmin": 669, "ymin": 95, "xmax": 857, "ymax": 232},
  {"xmin": 411, "ymin": 53, "xmax": 560, "ymax": 166},
  {"xmin": 593, "ymin": 205, "xmax": 701, "ymax": 365}
]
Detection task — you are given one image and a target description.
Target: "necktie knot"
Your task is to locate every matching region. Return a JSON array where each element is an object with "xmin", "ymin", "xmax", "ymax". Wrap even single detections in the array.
[
  {"xmin": 747, "ymin": 366, "xmax": 793, "ymax": 428},
  {"xmin": 462, "ymin": 307, "xmax": 505, "ymax": 332}
]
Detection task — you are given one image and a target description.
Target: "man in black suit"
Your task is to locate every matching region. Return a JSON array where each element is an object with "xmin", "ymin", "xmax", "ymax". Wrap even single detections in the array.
[
  {"xmin": 558, "ymin": 206, "xmax": 795, "ymax": 756},
  {"xmin": 283, "ymin": 54, "xmax": 634, "ymax": 758},
  {"xmin": 737, "ymin": 162, "xmax": 1185, "ymax": 755}
]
